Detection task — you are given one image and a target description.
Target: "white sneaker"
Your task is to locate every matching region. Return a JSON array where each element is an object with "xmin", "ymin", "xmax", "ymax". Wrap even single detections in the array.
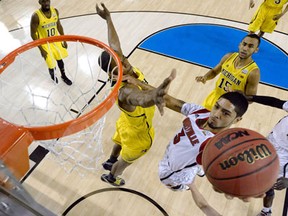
[
  {"xmin": 197, "ymin": 166, "xmax": 205, "ymax": 177},
  {"xmin": 257, "ymin": 209, "xmax": 272, "ymax": 216}
]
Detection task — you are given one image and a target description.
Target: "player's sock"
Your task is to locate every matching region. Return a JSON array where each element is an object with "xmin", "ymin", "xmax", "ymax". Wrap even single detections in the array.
[
  {"xmin": 49, "ymin": 69, "xmax": 58, "ymax": 83},
  {"xmin": 262, "ymin": 207, "xmax": 272, "ymax": 213},
  {"xmin": 109, "ymin": 156, "xmax": 118, "ymax": 163},
  {"xmin": 102, "ymin": 157, "xmax": 118, "ymax": 171}
]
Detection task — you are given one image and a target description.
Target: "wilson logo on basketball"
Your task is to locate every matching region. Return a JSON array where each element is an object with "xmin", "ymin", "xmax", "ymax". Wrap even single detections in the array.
[
  {"xmin": 214, "ymin": 129, "xmax": 250, "ymax": 150},
  {"xmin": 219, "ymin": 144, "xmax": 273, "ymax": 170}
]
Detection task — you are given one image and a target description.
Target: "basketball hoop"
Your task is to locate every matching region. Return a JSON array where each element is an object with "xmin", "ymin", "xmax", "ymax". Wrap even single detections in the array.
[{"xmin": 0, "ymin": 35, "xmax": 123, "ymax": 176}]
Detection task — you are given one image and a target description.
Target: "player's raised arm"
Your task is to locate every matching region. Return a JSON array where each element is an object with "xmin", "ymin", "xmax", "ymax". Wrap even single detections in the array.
[
  {"xmin": 188, "ymin": 182, "xmax": 222, "ymax": 216},
  {"xmin": 96, "ymin": 3, "xmax": 124, "ymax": 57},
  {"xmin": 246, "ymin": 95, "xmax": 288, "ymax": 111},
  {"xmin": 195, "ymin": 53, "xmax": 232, "ymax": 84}
]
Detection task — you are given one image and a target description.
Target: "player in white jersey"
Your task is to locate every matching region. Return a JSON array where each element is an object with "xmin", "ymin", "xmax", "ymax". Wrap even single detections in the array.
[
  {"xmin": 247, "ymin": 95, "xmax": 288, "ymax": 216},
  {"xmin": 159, "ymin": 91, "xmax": 250, "ymax": 216}
]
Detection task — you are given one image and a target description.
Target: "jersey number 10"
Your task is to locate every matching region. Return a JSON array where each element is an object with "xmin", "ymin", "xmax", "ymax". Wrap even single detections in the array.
[{"xmin": 47, "ymin": 28, "xmax": 56, "ymax": 37}]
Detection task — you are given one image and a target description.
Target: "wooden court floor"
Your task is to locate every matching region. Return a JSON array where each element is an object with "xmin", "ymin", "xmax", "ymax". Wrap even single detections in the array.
[{"xmin": 0, "ymin": 0, "xmax": 288, "ymax": 215}]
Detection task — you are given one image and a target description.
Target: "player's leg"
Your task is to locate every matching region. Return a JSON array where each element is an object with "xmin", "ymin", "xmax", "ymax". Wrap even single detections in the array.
[
  {"xmin": 102, "ymin": 128, "xmax": 122, "ymax": 171},
  {"xmin": 56, "ymin": 59, "xmax": 72, "ymax": 85},
  {"xmin": 257, "ymin": 188, "xmax": 274, "ymax": 216},
  {"xmin": 101, "ymin": 158, "xmax": 131, "ymax": 186},
  {"xmin": 102, "ymin": 143, "xmax": 122, "ymax": 171},
  {"xmin": 48, "ymin": 68, "xmax": 58, "ymax": 83},
  {"xmin": 258, "ymin": 31, "xmax": 265, "ymax": 37},
  {"xmin": 101, "ymin": 141, "xmax": 150, "ymax": 186},
  {"xmin": 101, "ymin": 154, "xmax": 132, "ymax": 187},
  {"xmin": 248, "ymin": 5, "xmax": 266, "ymax": 36},
  {"xmin": 42, "ymin": 45, "xmax": 58, "ymax": 83},
  {"xmin": 259, "ymin": 8, "xmax": 279, "ymax": 38}
]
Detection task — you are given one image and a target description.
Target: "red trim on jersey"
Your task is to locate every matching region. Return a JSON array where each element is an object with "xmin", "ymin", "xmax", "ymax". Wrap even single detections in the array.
[
  {"xmin": 196, "ymin": 138, "xmax": 211, "ymax": 165},
  {"xmin": 191, "ymin": 108, "xmax": 210, "ymax": 115}
]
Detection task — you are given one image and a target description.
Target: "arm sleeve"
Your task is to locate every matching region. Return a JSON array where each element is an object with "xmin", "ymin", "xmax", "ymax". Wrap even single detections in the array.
[
  {"xmin": 251, "ymin": 95, "xmax": 287, "ymax": 110},
  {"xmin": 181, "ymin": 103, "xmax": 204, "ymax": 116}
]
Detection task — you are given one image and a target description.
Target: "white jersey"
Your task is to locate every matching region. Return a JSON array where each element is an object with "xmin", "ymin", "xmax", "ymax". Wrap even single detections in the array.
[
  {"xmin": 159, "ymin": 103, "xmax": 215, "ymax": 186},
  {"xmin": 283, "ymin": 101, "xmax": 288, "ymax": 112},
  {"xmin": 267, "ymin": 115, "xmax": 288, "ymax": 177}
]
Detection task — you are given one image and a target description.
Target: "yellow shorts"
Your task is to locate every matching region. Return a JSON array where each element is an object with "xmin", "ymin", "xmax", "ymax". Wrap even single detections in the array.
[
  {"xmin": 202, "ymin": 90, "xmax": 221, "ymax": 111},
  {"xmin": 248, "ymin": 4, "xmax": 281, "ymax": 33},
  {"xmin": 42, "ymin": 42, "xmax": 68, "ymax": 69},
  {"xmin": 112, "ymin": 119, "xmax": 155, "ymax": 163}
]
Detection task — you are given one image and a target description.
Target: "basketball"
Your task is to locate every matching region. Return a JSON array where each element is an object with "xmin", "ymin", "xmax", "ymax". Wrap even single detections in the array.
[{"xmin": 202, "ymin": 127, "xmax": 279, "ymax": 198}]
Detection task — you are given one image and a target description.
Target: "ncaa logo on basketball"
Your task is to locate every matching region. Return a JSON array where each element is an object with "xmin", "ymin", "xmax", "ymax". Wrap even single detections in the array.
[{"xmin": 214, "ymin": 129, "xmax": 250, "ymax": 150}]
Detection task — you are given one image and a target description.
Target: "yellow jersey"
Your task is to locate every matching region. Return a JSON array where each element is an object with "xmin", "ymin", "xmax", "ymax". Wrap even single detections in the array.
[
  {"xmin": 203, "ymin": 53, "xmax": 259, "ymax": 110},
  {"xmin": 112, "ymin": 67, "xmax": 155, "ymax": 162},
  {"xmin": 34, "ymin": 7, "xmax": 68, "ymax": 68},
  {"xmin": 263, "ymin": 0, "xmax": 288, "ymax": 9},
  {"xmin": 35, "ymin": 7, "xmax": 59, "ymax": 39},
  {"xmin": 117, "ymin": 67, "xmax": 155, "ymax": 131}
]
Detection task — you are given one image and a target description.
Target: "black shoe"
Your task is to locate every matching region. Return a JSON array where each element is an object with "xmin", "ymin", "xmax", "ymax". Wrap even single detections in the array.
[
  {"xmin": 102, "ymin": 159, "xmax": 117, "ymax": 171},
  {"xmin": 101, "ymin": 174, "xmax": 125, "ymax": 186},
  {"xmin": 49, "ymin": 71, "xmax": 58, "ymax": 84},
  {"xmin": 61, "ymin": 75, "xmax": 72, "ymax": 85}
]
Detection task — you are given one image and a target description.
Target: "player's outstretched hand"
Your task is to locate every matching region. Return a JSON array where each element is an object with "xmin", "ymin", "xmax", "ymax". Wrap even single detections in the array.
[
  {"xmin": 249, "ymin": 0, "xmax": 255, "ymax": 9},
  {"xmin": 195, "ymin": 75, "xmax": 207, "ymax": 84},
  {"xmin": 154, "ymin": 69, "xmax": 176, "ymax": 115},
  {"xmin": 96, "ymin": 3, "xmax": 110, "ymax": 20},
  {"xmin": 213, "ymin": 186, "xmax": 265, "ymax": 202},
  {"xmin": 274, "ymin": 177, "xmax": 288, "ymax": 190}
]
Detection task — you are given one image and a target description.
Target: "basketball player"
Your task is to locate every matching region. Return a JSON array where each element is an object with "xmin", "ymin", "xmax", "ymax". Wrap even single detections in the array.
[
  {"xmin": 159, "ymin": 91, "xmax": 251, "ymax": 215},
  {"xmin": 248, "ymin": 0, "xmax": 288, "ymax": 37},
  {"xmin": 247, "ymin": 95, "xmax": 288, "ymax": 216},
  {"xmin": 96, "ymin": 3, "xmax": 171, "ymax": 186},
  {"xmin": 30, "ymin": 0, "xmax": 72, "ymax": 85},
  {"xmin": 195, "ymin": 34, "xmax": 260, "ymax": 111}
]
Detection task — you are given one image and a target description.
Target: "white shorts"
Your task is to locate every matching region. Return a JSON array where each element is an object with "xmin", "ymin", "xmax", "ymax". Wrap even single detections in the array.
[
  {"xmin": 158, "ymin": 155, "xmax": 200, "ymax": 187},
  {"xmin": 268, "ymin": 134, "xmax": 288, "ymax": 178}
]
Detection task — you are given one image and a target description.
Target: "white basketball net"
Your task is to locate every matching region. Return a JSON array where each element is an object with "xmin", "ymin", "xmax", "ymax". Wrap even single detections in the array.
[{"xmin": 0, "ymin": 38, "xmax": 119, "ymax": 174}]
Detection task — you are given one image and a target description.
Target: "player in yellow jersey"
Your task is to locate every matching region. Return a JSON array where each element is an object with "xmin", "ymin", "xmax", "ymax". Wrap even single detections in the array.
[
  {"xmin": 195, "ymin": 34, "xmax": 260, "ymax": 111},
  {"xmin": 96, "ymin": 3, "xmax": 175, "ymax": 186},
  {"xmin": 30, "ymin": 0, "xmax": 72, "ymax": 85},
  {"xmin": 248, "ymin": 0, "xmax": 288, "ymax": 37}
]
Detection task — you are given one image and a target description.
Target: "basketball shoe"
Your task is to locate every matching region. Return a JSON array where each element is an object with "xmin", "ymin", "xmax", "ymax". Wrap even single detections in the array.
[
  {"xmin": 102, "ymin": 159, "xmax": 117, "ymax": 171},
  {"xmin": 49, "ymin": 71, "xmax": 58, "ymax": 84},
  {"xmin": 61, "ymin": 74, "xmax": 72, "ymax": 85},
  {"xmin": 257, "ymin": 209, "xmax": 272, "ymax": 216},
  {"xmin": 101, "ymin": 174, "xmax": 125, "ymax": 186},
  {"xmin": 197, "ymin": 166, "xmax": 205, "ymax": 177}
]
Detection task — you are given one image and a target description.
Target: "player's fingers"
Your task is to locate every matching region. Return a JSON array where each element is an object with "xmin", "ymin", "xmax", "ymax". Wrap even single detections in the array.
[
  {"xmin": 241, "ymin": 197, "xmax": 252, "ymax": 202},
  {"xmin": 256, "ymin": 193, "xmax": 266, "ymax": 198},
  {"xmin": 224, "ymin": 194, "xmax": 234, "ymax": 200},
  {"xmin": 156, "ymin": 102, "xmax": 165, "ymax": 116},
  {"xmin": 159, "ymin": 69, "xmax": 176, "ymax": 92},
  {"xmin": 212, "ymin": 186, "xmax": 223, "ymax": 193}
]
